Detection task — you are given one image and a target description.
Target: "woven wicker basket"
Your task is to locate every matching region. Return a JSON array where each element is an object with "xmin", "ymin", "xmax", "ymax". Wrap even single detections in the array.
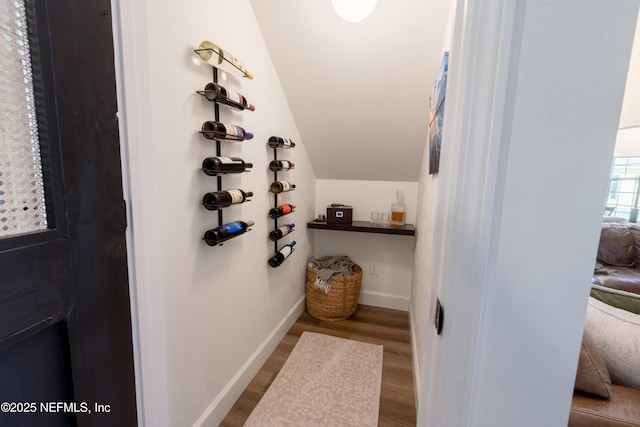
[{"xmin": 305, "ymin": 263, "xmax": 363, "ymax": 321}]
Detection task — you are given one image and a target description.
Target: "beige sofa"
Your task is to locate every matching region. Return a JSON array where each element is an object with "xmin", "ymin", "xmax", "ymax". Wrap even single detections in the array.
[{"xmin": 569, "ymin": 285, "xmax": 640, "ymax": 426}]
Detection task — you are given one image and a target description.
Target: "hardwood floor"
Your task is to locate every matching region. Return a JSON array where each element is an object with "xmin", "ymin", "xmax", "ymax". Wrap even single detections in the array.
[{"xmin": 220, "ymin": 304, "xmax": 416, "ymax": 426}]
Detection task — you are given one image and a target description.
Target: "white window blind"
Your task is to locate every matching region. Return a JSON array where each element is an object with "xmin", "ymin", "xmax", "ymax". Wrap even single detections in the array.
[{"xmin": 0, "ymin": 0, "xmax": 47, "ymax": 237}]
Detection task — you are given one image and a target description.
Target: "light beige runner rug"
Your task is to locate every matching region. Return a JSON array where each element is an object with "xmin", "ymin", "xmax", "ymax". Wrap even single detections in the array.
[{"xmin": 244, "ymin": 331, "xmax": 383, "ymax": 427}]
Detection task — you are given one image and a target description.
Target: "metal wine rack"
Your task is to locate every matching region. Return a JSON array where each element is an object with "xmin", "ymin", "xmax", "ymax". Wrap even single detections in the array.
[
  {"xmin": 201, "ymin": 67, "xmax": 224, "ymax": 226},
  {"xmin": 269, "ymin": 144, "xmax": 295, "ymax": 260},
  {"xmin": 195, "ymin": 48, "xmax": 253, "ymax": 246}
]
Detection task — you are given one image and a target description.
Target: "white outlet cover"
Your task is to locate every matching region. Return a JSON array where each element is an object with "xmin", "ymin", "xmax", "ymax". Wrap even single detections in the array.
[{"xmin": 370, "ymin": 263, "xmax": 379, "ymax": 275}]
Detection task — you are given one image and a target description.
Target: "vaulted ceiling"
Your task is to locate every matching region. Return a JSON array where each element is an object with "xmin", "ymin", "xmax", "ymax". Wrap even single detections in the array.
[
  {"xmin": 250, "ymin": 0, "xmax": 452, "ymax": 182},
  {"xmin": 619, "ymin": 12, "xmax": 640, "ymax": 130},
  {"xmin": 251, "ymin": 2, "xmax": 640, "ymax": 182}
]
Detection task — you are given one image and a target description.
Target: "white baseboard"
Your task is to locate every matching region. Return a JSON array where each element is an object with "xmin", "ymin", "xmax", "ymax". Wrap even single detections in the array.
[
  {"xmin": 358, "ymin": 290, "xmax": 409, "ymax": 311},
  {"xmin": 193, "ymin": 295, "xmax": 306, "ymax": 427},
  {"xmin": 409, "ymin": 306, "xmax": 421, "ymax": 412}
]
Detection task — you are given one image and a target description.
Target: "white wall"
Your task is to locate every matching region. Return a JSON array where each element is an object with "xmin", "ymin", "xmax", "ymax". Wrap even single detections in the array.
[
  {"xmin": 613, "ymin": 127, "xmax": 640, "ymax": 157},
  {"xmin": 313, "ymin": 179, "xmax": 417, "ymax": 310},
  {"xmin": 409, "ymin": 0, "xmax": 453, "ymax": 401},
  {"xmin": 413, "ymin": 0, "xmax": 639, "ymax": 426},
  {"xmin": 315, "ymin": 179, "xmax": 418, "ymax": 224},
  {"xmin": 114, "ymin": 1, "xmax": 316, "ymax": 426},
  {"xmin": 410, "ymin": 146, "xmax": 439, "ymax": 397}
]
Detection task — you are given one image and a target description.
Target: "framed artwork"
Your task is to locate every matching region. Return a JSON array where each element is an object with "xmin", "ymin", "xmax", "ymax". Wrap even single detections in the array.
[{"xmin": 429, "ymin": 51, "xmax": 449, "ymax": 174}]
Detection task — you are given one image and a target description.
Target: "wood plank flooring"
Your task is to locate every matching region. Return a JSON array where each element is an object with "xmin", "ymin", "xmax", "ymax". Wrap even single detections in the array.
[{"xmin": 220, "ymin": 304, "xmax": 416, "ymax": 426}]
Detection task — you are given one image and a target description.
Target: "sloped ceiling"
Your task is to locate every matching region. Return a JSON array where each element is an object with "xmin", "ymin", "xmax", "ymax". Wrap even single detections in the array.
[
  {"xmin": 250, "ymin": 0, "xmax": 452, "ymax": 181},
  {"xmin": 619, "ymin": 12, "xmax": 640, "ymax": 130}
]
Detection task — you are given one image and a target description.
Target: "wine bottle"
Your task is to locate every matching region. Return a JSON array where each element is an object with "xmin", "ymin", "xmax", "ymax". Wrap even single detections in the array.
[
  {"xmin": 203, "ymin": 189, "xmax": 253, "ymax": 210},
  {"xmin": 270, "ymin": 181, "xmax": 296, "ymax": 193},
  {"xmin": 202, "ymin": 156, "xmax": 253, "ymax": 176},
  {"xmin": 268, "ymin": 223, "xmax": 295, "ymax": 242},
  {"xmin": 203, "ymin": 219, "xmax": 254, "ymax": 246},
  {"xmin": 202, "ymin": 82, "xmax": 255, "ymax": 111},
  {"xmin": 201, "ymin": 121, "xmax": 254, "ymax": 141},
  {"xmin": 197, "ymin": 40, "xmax": 254, "ymax": 79},
  {"xmin": 268, "ymin": 203, "xmax": 295, "ymax": 219},
  {"xmin": 268, "ymin": 241, "xmax": 297, "ymax": 267},
  {"xmin": 268, "ymin": 160, "xmax": 295, "ymax": 171},
  {"xmin": 267, "ymin": 136, "xmax": 295, "ymax": 149}
]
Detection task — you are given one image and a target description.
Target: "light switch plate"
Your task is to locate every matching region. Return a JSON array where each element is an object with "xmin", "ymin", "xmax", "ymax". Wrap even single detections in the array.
[{"xmin": 434, "ymin": 298, "xmax": 444, "ymax": 335}]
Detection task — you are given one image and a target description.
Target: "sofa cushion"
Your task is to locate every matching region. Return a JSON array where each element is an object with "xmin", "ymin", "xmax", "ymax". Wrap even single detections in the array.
[
  {"xmin": 574, "ymin": 330, "xmax": 612, "ymax": 398},
  {"xmin": 594, "ymin": 267, "xmax": 640, "ymax": 296},
  {"xmin": 570, "ymin": 384, "xmax": 640, "ymax": 426},
  {"xmin": 591, "ymin": 284, "xmax": 640, "ymax": 314},
  {"xmin": 597, "ymin": 224, "xmax": 636, "ymax": 267},
  {"xmin": 626, "ymin": 224, "xmax": 640, "ymax": 268},
  {"xmin": 584, "ymin": 297, "xmax": 640, "ymax": 389}
]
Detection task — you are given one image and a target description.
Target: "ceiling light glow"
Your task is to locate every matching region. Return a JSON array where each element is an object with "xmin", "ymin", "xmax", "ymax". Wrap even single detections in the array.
[{"xmin": 331, "ymin": 0, "xmax": 378, "ymax": 23}]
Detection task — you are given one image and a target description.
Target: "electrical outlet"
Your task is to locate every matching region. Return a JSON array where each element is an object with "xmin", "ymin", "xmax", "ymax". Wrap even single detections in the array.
[{"xmin": 370, "ymin": 262, "xmax": 379, "ymax": 275}]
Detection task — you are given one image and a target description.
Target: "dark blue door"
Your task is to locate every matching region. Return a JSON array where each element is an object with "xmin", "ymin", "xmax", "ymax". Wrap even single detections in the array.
[{"xmin": 0, "ymin": 0, "xmax": 137, "ymax": 426}]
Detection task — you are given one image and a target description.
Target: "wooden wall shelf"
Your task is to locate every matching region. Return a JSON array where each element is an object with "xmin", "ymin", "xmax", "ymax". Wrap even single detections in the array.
[{"xmin": 307, "ymin": 220, "xmax": 415, "ymax": 236}]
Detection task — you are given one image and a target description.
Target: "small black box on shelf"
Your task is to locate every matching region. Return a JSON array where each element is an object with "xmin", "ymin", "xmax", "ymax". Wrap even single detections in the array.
[{"xmin": 327, "ymin": 204, "xmax": 353, "ymax": 225}]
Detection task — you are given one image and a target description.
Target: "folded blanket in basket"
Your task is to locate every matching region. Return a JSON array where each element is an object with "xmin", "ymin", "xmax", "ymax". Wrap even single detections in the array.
[{"xmin": 309, "ymin": 256, "xmax": 354, "ymax": 294}]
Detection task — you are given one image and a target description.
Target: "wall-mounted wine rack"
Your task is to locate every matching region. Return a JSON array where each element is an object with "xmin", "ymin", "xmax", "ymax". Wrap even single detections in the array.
[
  {"xmin": 200, "ymin": 67, "xmax": 224, "ymax": 227},
  {"xmin": 267, "ymin": 139, "xmax": 296, "ymax": 267},
  {"xmin": 194, "ymin": 43, "xmax": 254, "ymax": 247}
]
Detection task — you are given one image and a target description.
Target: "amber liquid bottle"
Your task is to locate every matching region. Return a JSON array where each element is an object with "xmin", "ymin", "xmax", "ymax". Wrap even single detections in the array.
[{"xmin": 390, "ymin": 190, "xmax": 406, "ymax": 226}]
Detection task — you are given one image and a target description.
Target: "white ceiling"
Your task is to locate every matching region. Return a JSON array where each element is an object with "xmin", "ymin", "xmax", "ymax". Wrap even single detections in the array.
[{"xmin": 250, "ymin": 0, "xmax": 452, "ymax": 181}]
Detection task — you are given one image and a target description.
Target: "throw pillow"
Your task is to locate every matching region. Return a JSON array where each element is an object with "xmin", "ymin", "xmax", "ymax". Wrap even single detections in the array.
[
  {"xmin": 574, "ymin": 330, "xmax": 612, "ymax": 398},
  {"xmin": 584, "ymin": 297, "xmax": 640, "ymax": 389},
  {"xmin": 596, "ymin": 224, "xmax": 636, "ymax": 267}
]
